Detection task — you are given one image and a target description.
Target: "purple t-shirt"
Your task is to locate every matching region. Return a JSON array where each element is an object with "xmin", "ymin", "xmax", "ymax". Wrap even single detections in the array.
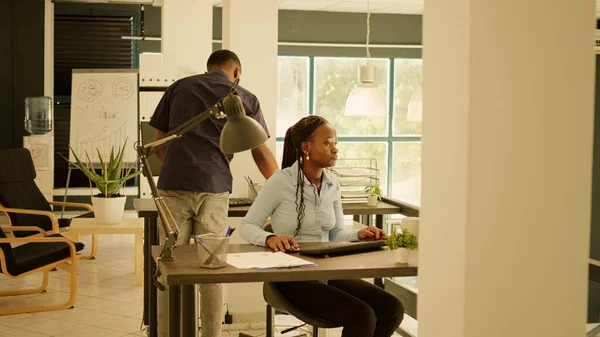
[{"xmin": 149, "ymin": 70, "xmax": 270, "ymax": 193}]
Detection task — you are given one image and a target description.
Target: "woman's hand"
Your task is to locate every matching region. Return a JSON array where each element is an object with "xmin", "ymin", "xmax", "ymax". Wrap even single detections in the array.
[
  {"xmin": 265, "ymin": 235, "xmax": 299, "ymax": 252},
  {"xmin": 357, "ymin": 226, "xmax": 387, "ymax": 241}
]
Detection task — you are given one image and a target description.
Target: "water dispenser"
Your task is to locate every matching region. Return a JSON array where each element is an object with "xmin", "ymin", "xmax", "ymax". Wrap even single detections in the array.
[
  {"xmin": 23, "ymin": 96, "xmax": 54, "ymax": 202},
  {"xmin": 24, "ymin": 96, "xmax": 53, "ymax": 135}
]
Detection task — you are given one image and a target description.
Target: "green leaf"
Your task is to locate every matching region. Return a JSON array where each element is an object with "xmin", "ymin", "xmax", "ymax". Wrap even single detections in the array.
[
  {"xmin": 364, "ymin": 184, "xmax": 381, "ymax": 196},
  {"xmin": 68, "ymin": 148, "xmax": 103, "ymax": 181},
  {"xmin": 109, "ymin": 140, "xmax": 128, "ymax": 179},
  {"xmin": 96, "ymin": 148, "xmax": 107, "ymax": 180},
  {"xmin": 121, "ymin": 169, "xmax": 142, "ymax": 181},
  {"xmin": 59, "ymin": 140, "xmax": 140, "ymax": 197},
  {"xmin": 385, "ymin": 228, "xmax": 418, "ymax": 250}
]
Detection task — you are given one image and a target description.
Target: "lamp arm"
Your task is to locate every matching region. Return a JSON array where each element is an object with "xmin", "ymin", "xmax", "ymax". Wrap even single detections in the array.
[
  {"xmin": 142, "ymin": 103, "xmax": 225, "ymax": 158},
  {"xmin": 136, "ymin": 103, "xmax": 226, "ymax": 261}
]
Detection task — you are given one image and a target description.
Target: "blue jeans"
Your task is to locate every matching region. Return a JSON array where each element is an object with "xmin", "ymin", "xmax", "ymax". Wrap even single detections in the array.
[{"xmin": 157, "ymin": 190, "xmax": 229, "ymax": 337}]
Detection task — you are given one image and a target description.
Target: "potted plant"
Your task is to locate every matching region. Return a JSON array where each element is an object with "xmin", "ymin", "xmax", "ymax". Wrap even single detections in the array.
[
  {"xmin": 61, "ymin": 141, "xmax": 141, "ymax": 224},
  {"xmin": 385, "ymin": 228, "xmax": 418, "ymax": 264},
  {"xmin": 364, "ymin": 183, "xmax": 382, "ymax": 206}
]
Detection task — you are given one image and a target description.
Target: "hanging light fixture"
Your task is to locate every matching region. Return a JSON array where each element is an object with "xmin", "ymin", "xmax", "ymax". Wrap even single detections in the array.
[
  {"xmin": 344, "ymin": 0, "xmax": 387, "ymax": 116},
  {"xmin": 407, "ymin": 86, "xmax": 423, "ymax": 121}
]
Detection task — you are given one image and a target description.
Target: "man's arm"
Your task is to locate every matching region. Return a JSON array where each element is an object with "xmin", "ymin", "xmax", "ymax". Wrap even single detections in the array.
[
  {"xmin": 251, "ymin": 143, "xmax": 278, "ymax": 179},
  {"xmin": 155, "ymin": 129, "xmax": 167, "ymax": 163}
]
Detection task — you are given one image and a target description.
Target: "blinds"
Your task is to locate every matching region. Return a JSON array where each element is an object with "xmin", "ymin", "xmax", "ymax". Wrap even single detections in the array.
[
  {"xmin": 54, "ymin": 15, "xmax": 134, "ymax": 95},
  {"xmin": 54, "ymin": 14, "xmax": 134, "ymax": 188}
]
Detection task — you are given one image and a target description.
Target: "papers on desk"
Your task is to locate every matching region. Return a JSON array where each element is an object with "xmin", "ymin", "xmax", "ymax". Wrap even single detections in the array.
[{"xmin": 227, "ymin": 252, "xmax": 317, "ymax": 269}]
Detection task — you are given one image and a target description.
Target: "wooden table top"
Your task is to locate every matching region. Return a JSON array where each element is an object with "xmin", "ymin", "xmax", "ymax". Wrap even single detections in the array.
[
  {"xmin": 69, "ymin": 217, "xmax": 143, "ymax": 229},
  {"xmin": 152, "ymin": 244, "xmax": 417, "ymax": 286},
  {"xmin": 135, "ymin": 198, "xmax": 402, "ymax": 218}
]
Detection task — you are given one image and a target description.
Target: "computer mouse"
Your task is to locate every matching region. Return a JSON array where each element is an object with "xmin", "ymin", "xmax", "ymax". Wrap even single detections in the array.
[{"xmin": 286, "ymin": 246, "xmax": 300, "ymax": 253}]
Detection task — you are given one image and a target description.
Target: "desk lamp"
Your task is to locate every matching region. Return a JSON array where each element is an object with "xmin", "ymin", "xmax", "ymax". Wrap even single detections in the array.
[{"xmin": 135, "ymin": 79, "xmax": 267, "ymax": 261}]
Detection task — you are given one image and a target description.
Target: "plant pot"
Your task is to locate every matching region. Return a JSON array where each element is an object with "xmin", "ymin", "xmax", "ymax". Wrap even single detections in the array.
[
  {"xmin": 394, "ymin": 248, "xmax": 409, "ymax": 264},
  {"xmin": 367, "ymin": 195, "xmax": 379, "ymax": 206},
  {"xmin": 91, "ymin": 196, "xmax": 126, "ymax": 224},
  {"xmin": 408, "ymin": 249, "xmax": 418, "ymax": 266}
]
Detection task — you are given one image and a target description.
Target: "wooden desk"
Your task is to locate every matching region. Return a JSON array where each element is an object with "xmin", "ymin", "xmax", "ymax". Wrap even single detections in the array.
[
  {"xmin": 154, "ymin": 244, "xmax": 416, "ymax": 285},
  {"xmin": 153, "ymin": 244, "xmax": 417, "ymax": 337},
  {"xmin": 134, "ymin": 198, "xmax": 404, "ymax": 337}
]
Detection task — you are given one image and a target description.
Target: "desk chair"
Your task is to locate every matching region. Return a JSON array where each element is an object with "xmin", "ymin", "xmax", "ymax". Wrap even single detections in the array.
[
  {"xmin": 0, "ymin": 149, "xmax": 97, "ymax": 259},
  {"xmin": 261, "ymin": 222, "xmax": 341, "ymax": 337},
  {"xmin": 263, "ymin": 282, "xmax": 340, "ymax": 337}
]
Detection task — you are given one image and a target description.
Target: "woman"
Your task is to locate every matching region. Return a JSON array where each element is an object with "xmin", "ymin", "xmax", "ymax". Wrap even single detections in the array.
[{"xmin": 239, "ymin": 116, "xmax": 405, "ymax": 337}]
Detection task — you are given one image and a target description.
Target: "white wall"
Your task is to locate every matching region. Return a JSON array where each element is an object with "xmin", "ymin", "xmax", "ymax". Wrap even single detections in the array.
[
  {"xmin": 222, "ymin": 0, "xmax": 279, "ymax": 198},
  {"xmin": 419, "ymin": 1, "xmax": 596, "ymax": 337}
]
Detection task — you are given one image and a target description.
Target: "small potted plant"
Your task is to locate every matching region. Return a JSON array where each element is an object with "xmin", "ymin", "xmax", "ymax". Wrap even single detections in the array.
[
  {"xmin": 364, "ymin": 183, "xmax": 382, "ymax": 206},
  {"xmin": 385, "ymin": 228, "xmax": 418, "ymax": 264},
  {"xmin": 61, "ymin": 141, "xmax": 141, "ymax": 224}
]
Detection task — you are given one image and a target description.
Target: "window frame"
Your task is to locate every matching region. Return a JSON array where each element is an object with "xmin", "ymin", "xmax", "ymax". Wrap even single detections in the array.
[{"xmin": 276, "ymin": 55, "xmax": 423, "ymax": 203}]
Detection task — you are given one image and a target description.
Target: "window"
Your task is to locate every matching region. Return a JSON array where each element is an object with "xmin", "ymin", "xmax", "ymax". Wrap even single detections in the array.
[
  {"xmin": 276, "ymin": 56, "xmax": 423, "ymax": 206},
  {"xmin": 314, "ymin": 58, "xmax": 389, "ymax": 137},
  {"xmin": 392, "ymin": 142, "xmax": 421, "ymax": 206},
  {"xmin": 277, "ymin": 56, "xmax": 310, "ymax": 137},
  {"xmin": 391, "ymin": 59, "xmax": 423, "ymax": 205},
  {"xmin": 393, "ymin": 59, "xmax": 423, "ymax": 136},
  {"xmin": 337, "ymin": 142, "xmax": 389, "ymax": 194}
]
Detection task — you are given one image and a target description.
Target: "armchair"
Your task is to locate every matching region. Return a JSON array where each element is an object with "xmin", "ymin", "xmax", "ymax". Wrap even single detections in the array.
[
  {"xmin": 0, "ymin": 225, "xmax": 84, "ymax": 315},
  {"xmin": 0, "ymin": 148, "xmax": 97, "ymax": 259}
]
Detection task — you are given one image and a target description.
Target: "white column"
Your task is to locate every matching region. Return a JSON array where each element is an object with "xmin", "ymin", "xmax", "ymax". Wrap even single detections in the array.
[
  {"xmin": 222, "ymin": 0, "xmax": 278, "ymax": 198},
  {"xmin": 161, "ymin": 0, "xmax": 212, "ymax": 76},
  {"xmin": 26, "ymin": 0, "xmax": 55, "ymax": 202},
  {"xmin": 139, "ymin": 0, "xmax": 213, "ymax": 198},
  {"xmin": 140, "ymin": 0, "xmax": 213, "ymax": 86},
  {"xmin": 419, "ymin": 1, "xmax": 595, "ymax": 337},
  {"xmin": 221, "ymin": 0, "xmax": 279, "ymax": 322}
]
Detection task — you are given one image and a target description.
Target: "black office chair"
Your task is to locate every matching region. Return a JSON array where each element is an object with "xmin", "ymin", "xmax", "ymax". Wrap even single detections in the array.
[
  {"xmin": 261, "ymin": 222, "xmax": 341, "ymax": 337},
  {"xmin": 263, "ymin": 282, "xmax": 340, "ymax": 337}
]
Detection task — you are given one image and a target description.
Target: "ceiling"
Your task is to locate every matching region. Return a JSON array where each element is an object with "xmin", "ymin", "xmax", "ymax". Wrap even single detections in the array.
[
  {"xmin": 212, "ymin": 0, "xmax": 424, "ymax": 15},
  {"xmin": 213, "ymin": 1, "xmax": 600, "ymax": 16}
]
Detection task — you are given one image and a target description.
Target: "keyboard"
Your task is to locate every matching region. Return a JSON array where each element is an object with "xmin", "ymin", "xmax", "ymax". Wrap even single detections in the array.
[
  {"xmin": 297, "ymin": 240, "xmax": 386, "ymax": 257},
  {"xmin": 228, "ymin": 197, "xmax": 254, "ymax": 207}
]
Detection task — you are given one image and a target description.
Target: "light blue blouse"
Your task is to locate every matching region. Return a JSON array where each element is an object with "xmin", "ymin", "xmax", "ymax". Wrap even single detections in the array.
[{"xmin": 239, "ymin": 161, "xmax": 360, "ymax": 247}]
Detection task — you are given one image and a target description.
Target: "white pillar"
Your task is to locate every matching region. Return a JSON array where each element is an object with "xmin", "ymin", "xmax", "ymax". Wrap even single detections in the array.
[
  {"xmin": 139, "ymin": 0, "xmax": 213, "ymax": 198},
  {"xmin": 419, "ymin": 1, "xmax": 596, "ymax": 337},
  {"xmin": 140, "ymin": 0, "xmax": 213, "ymax": 86},
  {"xmin": 25, "ymin": 0, "xmax": 55, "ymax": 202},
  {"xmin": 161, "ymin": 0, "xmax": 212, "ymax": 76},
  {"xmin": 221, "ymin": 0, "xmax": 279, "ymax": 322},
  {"xmin": 222, "ymin": 0, "xmax": 279, "ymax": 197}
]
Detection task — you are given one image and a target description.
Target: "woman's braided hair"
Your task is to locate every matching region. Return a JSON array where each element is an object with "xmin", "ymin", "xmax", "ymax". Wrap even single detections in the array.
[{"xmin": 282, "ymin": 116, "xmax": 328, "ymax": 237}]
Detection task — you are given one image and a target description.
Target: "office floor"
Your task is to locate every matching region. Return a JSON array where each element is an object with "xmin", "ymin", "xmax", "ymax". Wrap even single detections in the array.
[{"xmin": 0, "ymin": 211, "xmax": 405, "ymax": 337}]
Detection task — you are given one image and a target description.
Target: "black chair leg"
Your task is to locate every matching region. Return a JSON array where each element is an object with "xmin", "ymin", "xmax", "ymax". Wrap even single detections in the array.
[
  {"xmin": 313, "ymin": 325, "xmax": 319, "ymax": 337},
  {"xmin": 266, "ymin": 304, "xmax": 274, "ymax": 337}
]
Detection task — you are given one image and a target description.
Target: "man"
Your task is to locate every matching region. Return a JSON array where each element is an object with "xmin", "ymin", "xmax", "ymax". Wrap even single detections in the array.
[{"xmin": 149, "ymin": 49, "xmax": 278, "ymax": 337}]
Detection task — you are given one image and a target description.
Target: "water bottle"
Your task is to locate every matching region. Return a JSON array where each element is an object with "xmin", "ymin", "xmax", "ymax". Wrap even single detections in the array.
[{"xmin": 24, "ymin": 96, "xmax": 53, "ymax": 135}]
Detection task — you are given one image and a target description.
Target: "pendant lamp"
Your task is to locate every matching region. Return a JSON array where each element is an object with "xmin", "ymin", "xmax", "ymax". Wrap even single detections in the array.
[{"xmin": 344, "ymin": 0, "xmax": 387, "ymax": 116}]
